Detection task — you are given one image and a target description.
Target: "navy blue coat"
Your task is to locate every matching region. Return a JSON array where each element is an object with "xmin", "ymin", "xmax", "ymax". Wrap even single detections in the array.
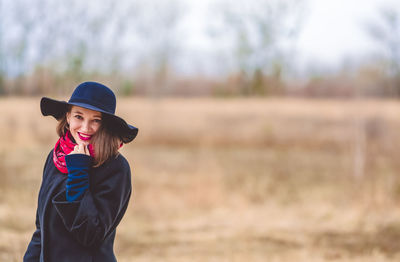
[{"xmin": 23, "ymin": 150, "xmax": 132, "ymax": 262}]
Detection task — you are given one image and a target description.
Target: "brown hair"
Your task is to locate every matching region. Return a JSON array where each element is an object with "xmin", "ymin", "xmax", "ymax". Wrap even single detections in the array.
[{"xmin": 56, "ymin": 107, "xmax": 121, "ymax": 167}]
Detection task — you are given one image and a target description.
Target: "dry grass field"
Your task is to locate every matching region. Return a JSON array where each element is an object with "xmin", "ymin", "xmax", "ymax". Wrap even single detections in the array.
[{"xmin": 2, "ymin": 97, "xmax": 400, "ymax": 261}]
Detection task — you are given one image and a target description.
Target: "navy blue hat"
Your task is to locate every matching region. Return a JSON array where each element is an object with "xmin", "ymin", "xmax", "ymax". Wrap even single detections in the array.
[{"xmin": 40, "ymin": 81, "xmax": 138, "ymax": 143}]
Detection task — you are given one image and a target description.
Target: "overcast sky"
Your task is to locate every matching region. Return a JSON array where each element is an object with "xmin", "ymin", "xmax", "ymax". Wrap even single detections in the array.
[
  {"xmin": 181, "ymin": 0, "xmax": 399, "ymax": 75},
  {"xmin": 296, "ymin": 0, "xmax": 398, "ymax": 67},
  {"xmin": 2, "ymin": 0, "xmax": 399, "ymax": 76}
]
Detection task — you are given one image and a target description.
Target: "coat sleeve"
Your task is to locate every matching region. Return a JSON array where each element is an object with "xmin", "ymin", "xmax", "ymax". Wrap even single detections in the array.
[
  {"xmin": 23, "ymin": 210, "xmax": 41, "ymax": 262},
  {"xmin": 52, "ymin": 155, "xmax": 132, "ymax": 247}
]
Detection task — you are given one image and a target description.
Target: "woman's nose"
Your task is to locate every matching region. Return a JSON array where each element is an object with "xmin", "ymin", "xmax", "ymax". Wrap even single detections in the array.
[{"xmin": 81, "ymin": 120, "xmax": 91, "ymax": 132}]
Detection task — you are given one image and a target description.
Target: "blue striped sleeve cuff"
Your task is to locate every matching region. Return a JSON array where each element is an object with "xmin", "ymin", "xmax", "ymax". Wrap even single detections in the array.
[{"xmin": 65, "ymin": 154, "xmax": 91, "ymax": 202}]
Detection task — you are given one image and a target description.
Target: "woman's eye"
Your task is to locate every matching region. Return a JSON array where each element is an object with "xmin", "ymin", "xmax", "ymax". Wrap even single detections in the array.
[
  {"xmin": 94, "ymin": 119, "xmax": 102, "ymax": 123},
  {"xmin": 75, "ymin": 115, "xmax": 83, "ymax": 120}
]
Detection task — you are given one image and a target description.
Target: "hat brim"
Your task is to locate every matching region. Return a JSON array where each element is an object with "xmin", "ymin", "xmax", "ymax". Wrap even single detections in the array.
[{"xmin": 41, "ymin": 97, "xmax": 138, "ymax": 143}]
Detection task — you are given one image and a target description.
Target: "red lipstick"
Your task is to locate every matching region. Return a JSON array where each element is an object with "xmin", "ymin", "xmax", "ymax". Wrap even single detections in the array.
[{"xmin": 77, "ymin": 132, "xmax": 92, "ymax": 141}]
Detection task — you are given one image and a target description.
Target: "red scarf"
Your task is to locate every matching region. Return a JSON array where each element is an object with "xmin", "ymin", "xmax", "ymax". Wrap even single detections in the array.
[{"xmin": 53, "ymin": 131, "xmax": 95, "ymax": 174}]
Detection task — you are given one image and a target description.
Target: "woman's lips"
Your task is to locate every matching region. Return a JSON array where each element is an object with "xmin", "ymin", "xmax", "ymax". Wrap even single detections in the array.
[{"xmin": 77, "ymin": 132, "xmax": 92, "ymax": 141}]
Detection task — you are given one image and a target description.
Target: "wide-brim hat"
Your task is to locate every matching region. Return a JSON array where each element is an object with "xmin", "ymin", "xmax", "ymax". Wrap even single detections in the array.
[{"xmin": 40, "ymin": 81, "xmax": 138, "ymax": 143}]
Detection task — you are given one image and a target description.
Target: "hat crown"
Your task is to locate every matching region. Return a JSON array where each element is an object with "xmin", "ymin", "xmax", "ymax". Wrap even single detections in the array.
[{"xmin": 69, "ymin": 82, "xmax": 116, "ymax": 114}]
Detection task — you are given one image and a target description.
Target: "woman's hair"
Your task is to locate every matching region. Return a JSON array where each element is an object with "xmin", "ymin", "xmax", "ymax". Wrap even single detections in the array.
[{"xmin": 56, "ymin": 107, "xmax": 121, "ymax": 167}]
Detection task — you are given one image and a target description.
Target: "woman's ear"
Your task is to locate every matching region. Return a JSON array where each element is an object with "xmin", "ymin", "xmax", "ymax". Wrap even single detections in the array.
[{"xmin": 66, "ymin": 112, "xmax": 70, "ymax": 125}]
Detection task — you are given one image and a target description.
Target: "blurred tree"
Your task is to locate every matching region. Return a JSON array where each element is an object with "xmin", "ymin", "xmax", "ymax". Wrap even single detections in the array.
[
  {"xmin": 367, "ymin": 6, "xmax": 400, "ymax": 97},
  {"xmin": 132, "ymin": 0, "xmax": 185, "ymax": 96},
  {"xmin": 0, "ymin": 0, "xmax": 5, "ymax": 94},
  {"xmin": 0, "ymin": 0, "xmax": 302, "ymax": 97},
  {"xmin": 213, "ymin": 0, "xmax": 304, "ymax": 96},
  {"xmin": 1, "ymin": 0, "xmax": 139, "ymax": 95}
]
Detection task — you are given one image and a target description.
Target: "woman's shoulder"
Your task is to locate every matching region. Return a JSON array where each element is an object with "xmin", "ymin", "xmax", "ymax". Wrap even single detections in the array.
[
  {"xmin": 96, "ymin": 153, "xmax": 131, "ymax": 175},
  {"xmin": 109, "ymin": 153, "xmax": 130, "ymax": 168},
  {"xmin": 44, "ymin": 149, "xmax": 54, "ymax": 167},
  {"xmin": 90, "ymin": 153, "xmax": 131, "ymax": 187}
]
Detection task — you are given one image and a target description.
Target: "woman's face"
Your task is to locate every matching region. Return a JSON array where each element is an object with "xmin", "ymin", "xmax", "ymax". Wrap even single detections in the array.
[{"xmin": 66, "ymin": 106, "xmax": 102, "ymax": 145}]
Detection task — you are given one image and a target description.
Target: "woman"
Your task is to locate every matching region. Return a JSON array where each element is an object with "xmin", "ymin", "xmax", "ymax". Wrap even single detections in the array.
[{"xmin": 24, "ymin": 81, "xmax": 138, "ymax": 262}]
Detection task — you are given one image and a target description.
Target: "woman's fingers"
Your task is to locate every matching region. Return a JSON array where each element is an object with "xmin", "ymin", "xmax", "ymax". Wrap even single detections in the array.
[
  {"xmin": 69, "ymin": 144, "xmax": 90, "ymax": 155},
  {"xmin": 83, "ymin": 144, "xmax": 91, "ymax": 156},
  {"xmin": 69, "ymin": 145, "xmax": 79, "ymax": 155},
  {"xmin": 78, "ymin": 144, "xmax": 84, "ymax": 154},
  {"xmin": 79, "ymin": 144, "xmax": 90, "ymax": 155},
  {"xmin": 83, "ymin": 144, "xmax": 90, "ymax": 156}
]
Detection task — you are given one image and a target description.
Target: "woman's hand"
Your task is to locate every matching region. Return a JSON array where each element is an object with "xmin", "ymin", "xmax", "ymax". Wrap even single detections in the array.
[{"xmin": 69, "ymin": 143, "xmax": 90, "ymax": 156}]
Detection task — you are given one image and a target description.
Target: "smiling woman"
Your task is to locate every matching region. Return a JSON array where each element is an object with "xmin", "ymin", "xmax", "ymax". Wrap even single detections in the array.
[{"xmin": 23, "ymin": 81, "xmax": 138, "ymax": 262}]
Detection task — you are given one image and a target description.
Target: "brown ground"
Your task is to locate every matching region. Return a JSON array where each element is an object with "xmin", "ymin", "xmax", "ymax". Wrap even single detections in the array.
[{"xmin": 1, "ymin": 97, "xmax": 400, "ymax": 261}]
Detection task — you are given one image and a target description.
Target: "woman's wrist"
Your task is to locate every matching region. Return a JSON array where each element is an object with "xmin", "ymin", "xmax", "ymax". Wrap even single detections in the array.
[{"xmin": 65, "ymin": 154, "xmax": 91, "ymax": 169}]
